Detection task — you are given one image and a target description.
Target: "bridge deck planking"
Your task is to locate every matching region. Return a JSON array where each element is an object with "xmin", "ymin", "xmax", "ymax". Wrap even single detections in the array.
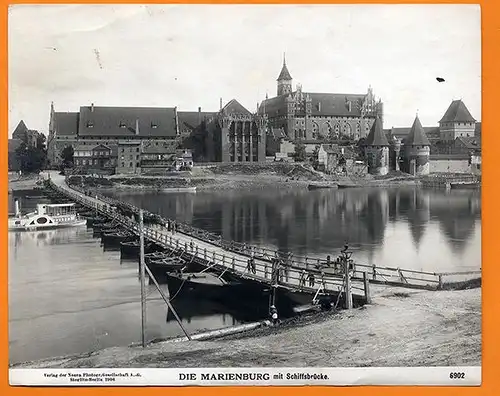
[
  {"xmin": 47, "ymin": 172, "xmax": 480, "ymax": 296},
  {"xmin": 49, "ymin": 174, "xmax": 363, "ymax": 299}
]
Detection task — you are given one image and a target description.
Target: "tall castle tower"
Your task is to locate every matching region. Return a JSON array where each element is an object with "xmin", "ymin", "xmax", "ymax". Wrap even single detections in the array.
[
  {"xmin": 439, "ymin": 99, "xmax": 476, "ymax": 141},
  {"xmin": 277, "ymin": 54, "xmax": 293, "ymax": 96}
]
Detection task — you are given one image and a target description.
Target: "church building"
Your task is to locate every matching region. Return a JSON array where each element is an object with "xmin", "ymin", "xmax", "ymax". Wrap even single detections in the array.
[{"xmin": 258, "ymin": 56, "xmax": 384, "ymax": 143}]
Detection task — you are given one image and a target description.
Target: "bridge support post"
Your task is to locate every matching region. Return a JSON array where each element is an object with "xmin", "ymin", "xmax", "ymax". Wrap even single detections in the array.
[
  {"xmin": 363, "ymin": 272, "xmax": 371, "ymax": 304},
  {"xmin": 342, "ymin": 248, "xmax": 353, "ymax": 310},
  {"xmin": 139, "ymin": 209, "xmax": 147, "ymax": 347}
]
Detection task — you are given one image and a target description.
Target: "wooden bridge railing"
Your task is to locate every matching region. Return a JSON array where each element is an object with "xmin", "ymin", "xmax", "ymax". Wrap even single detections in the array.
[
  {"xmin": 53, "ymin": 180, "xmax": 481, "ymax": 291},
  {"xmin": 52, "ymin": 181, "xmax": 363, "ymax": 297}
]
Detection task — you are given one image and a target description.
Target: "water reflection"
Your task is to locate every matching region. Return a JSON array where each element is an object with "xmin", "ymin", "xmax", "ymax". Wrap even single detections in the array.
[
  {"xmin": 109, "ymin": 187, "xmax": 481, "ymax": 272},
  {"xmin": 8, "ymin": 223, "xmax": 248, "ymax": 364}
]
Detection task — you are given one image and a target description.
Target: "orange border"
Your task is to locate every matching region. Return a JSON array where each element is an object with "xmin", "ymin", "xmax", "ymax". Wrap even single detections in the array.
[{"xmin": 2, "ymin": 0, "xmax": 498, "ymax": 395}]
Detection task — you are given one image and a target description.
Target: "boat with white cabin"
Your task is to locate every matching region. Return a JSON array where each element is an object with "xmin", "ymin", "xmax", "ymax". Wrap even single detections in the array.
[{"xmin": 8, "ymin": 199, "xmax": 87, "ymax": 231}]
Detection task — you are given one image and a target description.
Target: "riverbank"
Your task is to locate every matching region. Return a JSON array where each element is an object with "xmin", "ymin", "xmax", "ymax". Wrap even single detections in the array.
[
  {"xmin": 11, "ymin": 287, "xmax": 480, "ymax": 368},
  {"xmin": 8, "ymin": 173, "xmax": 43, "ymax": 192},
  {"xmin": 69, "ymin": 163, "xmax": 420, "ymax": 192}
]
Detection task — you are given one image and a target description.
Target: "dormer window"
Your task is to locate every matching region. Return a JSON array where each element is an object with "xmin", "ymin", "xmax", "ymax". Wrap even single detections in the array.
[
  {"xmin": 119, "ymin": 122, "xmax": 127, "ymax": 128},
  {"xmin": 87, "ymin": 122, "xmax": 94, "ymax": 128},
  {"xmin": 151, "ymin": 123, "xmax": 158, "ymax": 129}
]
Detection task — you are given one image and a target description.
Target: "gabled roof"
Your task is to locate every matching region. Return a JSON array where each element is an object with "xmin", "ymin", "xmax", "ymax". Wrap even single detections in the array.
[
  {"xmin": 364, "ymin": 117, "xmax": 389, "ymax": 146},
  {"xmin": 142, "ymin": 140, "xmax": 177, "ymax": 155},
  {"xmin": 384, "ymin": 126, "xmax": 440, "ymax": 140},
  {"xmin": 439, "ymin": 100, "xmax": 476, "ymax": 123},
  {"xmin": 73, "ymin": 143, "xmax": 98, "ymax": 152},
  {"xmin": 54, "ymin": 112, "xmax": 79, "ymax": 136},
  {"xmin": 308, "ymin": 93, "xmax": 367, "ymax": 117},
  {"xmin": 177, "ymin": 111, "xmax": 217, "ymax": 131},
  {"xmin": 221, "ymin": 99, "xmax": 253, "ymax": 116},
  {"xmin": 12, "ymin": 120, "xmax": 28, "ymax": 139},
  {"xmin": 456, "ymin": 136, "xmax": 481, "ymax": 150},
  {"xmin": 404, "ymin": 116, "xmax": 431, "ymax": 146},
  {"xmin": 320, "ymin": 144, "xmax": 340, "ymax": 154},
  {"xmin": 78, "ymin": 106, "xmax": 177, "ymax": 137},
  {"xmin": 258, "ymin": 95, "xmax": 286, "ymax": 116},
  {"xmin": 259, "ymin": 92, "xmax": 371, "ymax": 118},
  {"xmin": 277, "ymin": 60, "xmax": 292, "ymax": 81},
  {"xmin": 92, "ymin": 144, "xmax": 112, "ymax": 151}
]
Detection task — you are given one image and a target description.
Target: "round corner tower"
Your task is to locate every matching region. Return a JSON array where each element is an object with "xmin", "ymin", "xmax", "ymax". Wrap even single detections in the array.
[
  {"xmin": 363, "ymin": 117, "xmax": 390, "ymax": 176},
  {"xmin": 403, "ymin": 115, "xmax": 431, "ymax": 176}
]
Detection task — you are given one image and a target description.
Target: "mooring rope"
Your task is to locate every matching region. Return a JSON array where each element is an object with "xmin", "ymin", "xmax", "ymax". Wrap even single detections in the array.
[{"xmin": 167, "ymin": 253, "xmax": 196, "ymax": 302}]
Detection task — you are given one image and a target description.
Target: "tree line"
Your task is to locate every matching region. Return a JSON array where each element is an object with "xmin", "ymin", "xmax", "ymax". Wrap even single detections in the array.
[{"xmin": 13, "ymin": 134, "xmax": 48, "ymax": 174}]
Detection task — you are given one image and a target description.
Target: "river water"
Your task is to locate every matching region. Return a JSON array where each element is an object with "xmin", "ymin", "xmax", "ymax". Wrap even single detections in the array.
[
  {"xmin": 8, "ymin": 186, "xmax": 481, "ymax": 364},
  {"xmin": 107, "ymin": 187, "xmax": 481, "ymax": 273}
]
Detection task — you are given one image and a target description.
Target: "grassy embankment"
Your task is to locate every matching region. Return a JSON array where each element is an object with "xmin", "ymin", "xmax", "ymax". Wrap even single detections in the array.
[{"xmin": 70, "ymin": 163, "xmax": 419, "ymax": 191}]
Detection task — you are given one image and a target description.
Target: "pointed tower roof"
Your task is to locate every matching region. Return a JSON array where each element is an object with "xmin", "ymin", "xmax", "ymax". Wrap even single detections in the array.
[
  {"xmin": 439, "ymin": 100, "xmax": 476, "ymax": 123},
  {"xmin": 13, "ymin": 120, "xmax": 28, "ymax": 135},
  {"xmin": 364, "ymin": 117, "xmax": 389, "ymax": 146},
  {"xmin": 277, "ymin": 54, "xmax": 292, "ymax": 81},
  {"xmin": 404, "ymin": 115, "xmax": 431, "ymax": 146}
]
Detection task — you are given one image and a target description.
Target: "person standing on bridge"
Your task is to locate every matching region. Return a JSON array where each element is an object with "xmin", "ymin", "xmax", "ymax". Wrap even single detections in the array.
[
  {"xmin": 299, "ymin": 269, "xmax": 307, "ymax": 288},
  {"xmin": 308, "ymin": 272, "xmax": 315, "ymax": 287}
]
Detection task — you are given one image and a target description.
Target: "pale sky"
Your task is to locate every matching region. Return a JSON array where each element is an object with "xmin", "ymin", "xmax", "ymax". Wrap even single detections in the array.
[{"xmin": 8, "ymin": 4, "xmax": 481, "ymax": 136}]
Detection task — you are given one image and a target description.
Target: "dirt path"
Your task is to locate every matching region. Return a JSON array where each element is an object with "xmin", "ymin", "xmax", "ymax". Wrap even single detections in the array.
[{"xmin": 12, "ymin": 288, "xmax": 480, "ymax": 368}]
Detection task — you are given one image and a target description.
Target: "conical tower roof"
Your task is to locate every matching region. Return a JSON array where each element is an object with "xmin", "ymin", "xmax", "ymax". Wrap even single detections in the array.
[
  {"xmin": 277, "ymin": 55, "xmax": 292, "ymax": 81},
  {"xmin": 364, "ymin": 117, "xmax": 389, "ymax": 146},
  {"xmin": 404, "ymin": 115, "xmax": 431, "ymax": 146}
]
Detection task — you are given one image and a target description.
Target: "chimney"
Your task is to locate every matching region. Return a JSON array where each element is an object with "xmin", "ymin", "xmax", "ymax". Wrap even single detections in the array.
[
  {"xmin": 220, "ymin": 98, "xmax": 223, "ymax": 110},
  {"xmin": 14, "ymin": 198, "xmax": 20, "ymax": 217},
  {"xmin": 135, "ymin": 119, "xmax": 139, "ymax": 135},
  {"xmin": 318, "ymin": 102, "xmax": 321, "ymax": 112},
  {"xmin": 348, "ymin": 101, "xmax": 352, "ymax": 112},
  {"xmin": 198, "ymin": 107, "xmax": 201, "ymax": 125},
  {"xmin": 91, "ymin": 103, "xmax": 94, "ymax": 112}
]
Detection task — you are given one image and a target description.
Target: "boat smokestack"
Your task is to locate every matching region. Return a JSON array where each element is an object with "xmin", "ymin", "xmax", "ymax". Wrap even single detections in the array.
[{"xmin": 14, "ymin": 198, "xmax": 20, "ymax": 217}]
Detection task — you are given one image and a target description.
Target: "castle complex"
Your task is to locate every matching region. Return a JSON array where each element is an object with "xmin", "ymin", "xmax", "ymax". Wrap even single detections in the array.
[
  {"xmin": 9, "ymin": 56, "xmax": 480, "ymax": 176},
  {"xmin": 258, "ymin": 57, "xmax": 384, "ymax": 142}
]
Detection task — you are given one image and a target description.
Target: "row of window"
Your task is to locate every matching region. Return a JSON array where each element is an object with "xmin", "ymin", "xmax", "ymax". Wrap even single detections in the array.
[
  {"xmin": 119, "ymin": 162, "xmax": 140, "ymax": 168},
  {"xmin": 121, "ymin": 147, "xmax": 141, "ymax": 153},
  {"xmin": 441, "ymin": 122, "xmax": 475, "ymax": 127},
  {"xmin": 75, "ymin": 159, "xmax": 115, "ymax": 166},
  {"xmin": 120, "ymin": 155, "xmax": 140, "ymax": 161},
  {"xmin": 87, "ymin": 122, "xmax": 160, "ymax": 128}
]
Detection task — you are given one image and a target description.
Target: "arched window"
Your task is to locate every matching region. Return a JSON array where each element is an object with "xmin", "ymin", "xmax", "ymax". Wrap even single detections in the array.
[
  {"xmin": 343, "ymin": 123, "xmax": 352, "ymax": 138},
  {"xmin": 312, "ymin": 122, "xmax": 319, "ymax": 139},
  {"xmin": 334, "ymin": 123, "xmax": 341, "ymax": 138},
  {"xmin": 355, "ymin": 121, "xmax": 361, "ymax": 140}
]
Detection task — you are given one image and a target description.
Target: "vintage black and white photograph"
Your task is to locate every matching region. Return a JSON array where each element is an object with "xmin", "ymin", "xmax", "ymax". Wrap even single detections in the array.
[{"xmin": 8, "ymin": 4, "xmax": 481, "ymax": 386}]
